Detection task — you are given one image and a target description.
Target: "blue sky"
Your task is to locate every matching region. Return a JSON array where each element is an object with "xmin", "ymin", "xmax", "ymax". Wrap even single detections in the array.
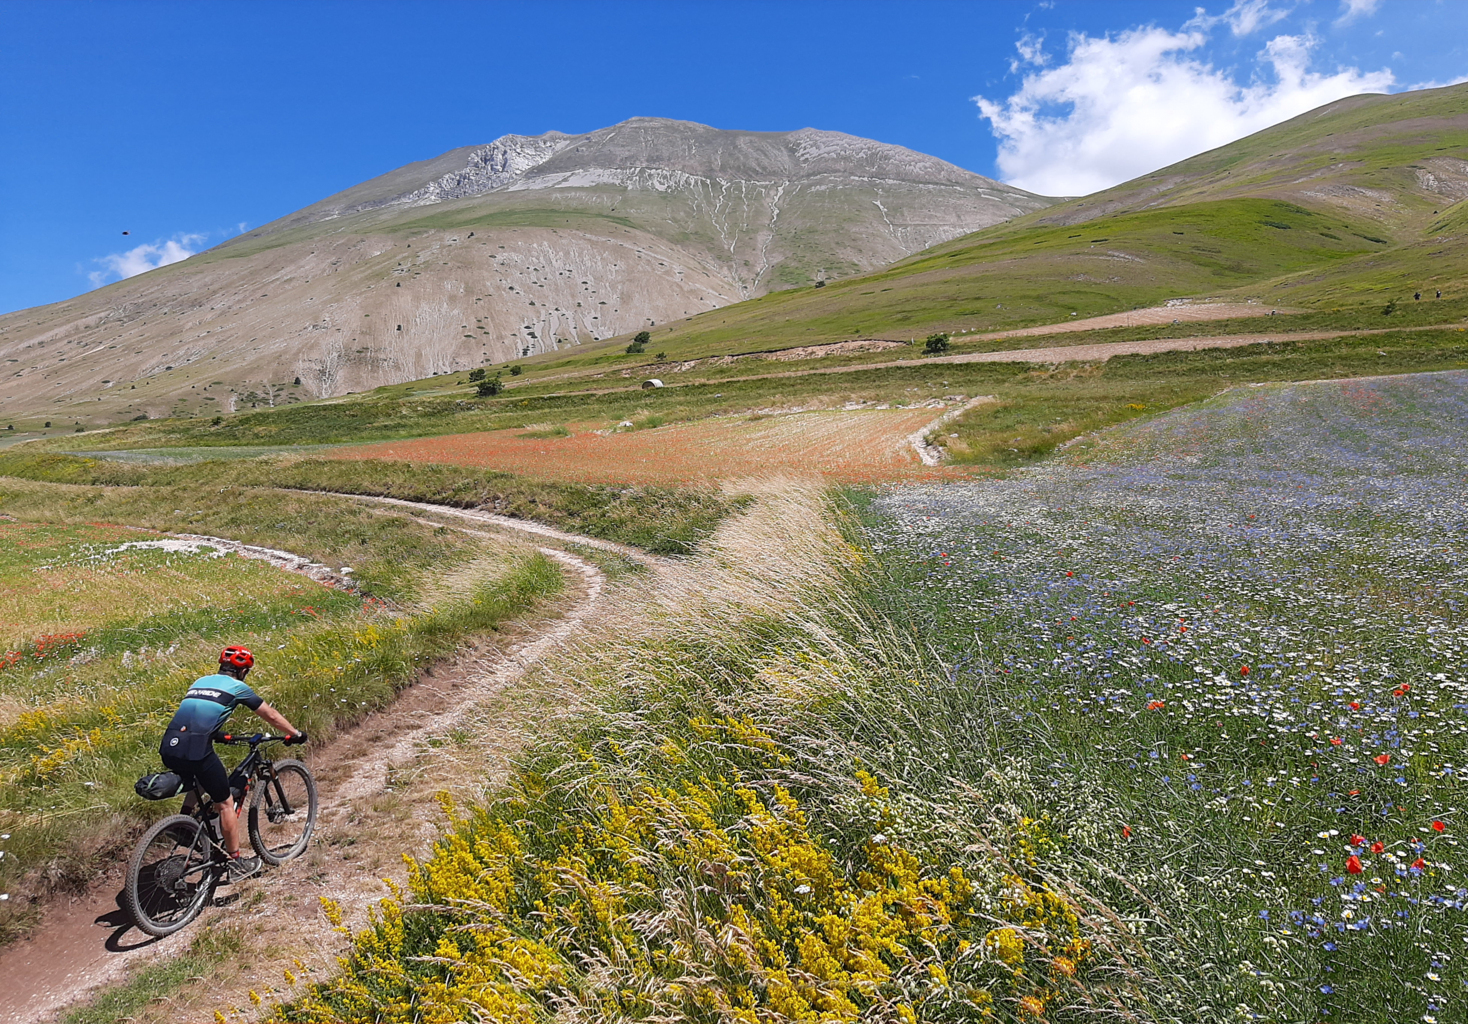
[{"xmin": 1, "ymin": 0, "xmax": 1464, "ymax": 314}]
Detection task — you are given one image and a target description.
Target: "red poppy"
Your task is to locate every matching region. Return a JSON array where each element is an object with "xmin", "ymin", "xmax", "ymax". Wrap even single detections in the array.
[
  {"xmin": 1346, "ymin": 855, "xmax": 1363, "ymax": 874},
  {"xmin": 1393, "ymin": 688, "xmax": 1406, "ymax": 698},
  {"xmin": 1349, "ymin": 789, "xmax": 1360, "ymax": 796},
  {"xmin": 1066, "ymin": 570, "xmax": 1073, "ymax": 576},
  {"xmin": 1330, "ymin": 737, "xmax": 1343, "ymax": 746},
  {"xmin": 1370, "ymin": 841, "xmax": 1385, "ymax": 854},
  {"xmin": 1349, "ymin": 701, "xmax": 1360, "ymax": 710},
  {"xmin": 1401, "ymin": 683, "xmax": 1412, "ymax": 694},
  {"xmin": 1147, "ymin": 700, "xmax": 1165, "ymax": 710},
  {"xmin": 1411, "ymin": 857, "xmax": 1427, "ymax": 870},
  {"xmin": 1374, "ymin": 754, "xmax": 1391, "ymax": 766},
  {"xmin": 1122, "ymin": 825, "xmax": 1132, "ymax": 838},
  {"xmin": 1432, "ymin": 820, "xmax": 1446, "ymax": 832},
  {"xmin": 1142, "ymin": 638, "xmax": 1151, "ymax": 644},
  {"xmin": 1240, "ymin": 665, "xmax": 1250, "ymax": 675},
  {"xmin": 1350, "ymin": 834, "xmax": 1365, "ymax": 846}
]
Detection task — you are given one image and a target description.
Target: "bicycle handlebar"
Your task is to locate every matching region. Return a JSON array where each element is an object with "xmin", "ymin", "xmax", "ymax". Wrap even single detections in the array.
[{"xmin": 212, "ymin": 732, "xmax": 293, "ymax": 746}]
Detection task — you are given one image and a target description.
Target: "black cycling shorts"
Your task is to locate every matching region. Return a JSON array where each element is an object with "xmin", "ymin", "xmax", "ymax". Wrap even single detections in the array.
[{"xmin": 160, "ymin": 747, "xmax": 231, "ymax": 804}]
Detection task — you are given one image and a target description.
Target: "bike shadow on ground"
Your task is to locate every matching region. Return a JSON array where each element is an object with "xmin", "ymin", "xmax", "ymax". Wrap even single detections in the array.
[{"xmin": 98, "ymin": 889, "xmax": 240, "ymax": 953}]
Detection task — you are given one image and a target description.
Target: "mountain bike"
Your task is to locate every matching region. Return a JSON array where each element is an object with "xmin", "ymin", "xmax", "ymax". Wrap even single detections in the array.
[{"xmin": 125, "ymin": 733, "xmax": 317, "ymax": 937}]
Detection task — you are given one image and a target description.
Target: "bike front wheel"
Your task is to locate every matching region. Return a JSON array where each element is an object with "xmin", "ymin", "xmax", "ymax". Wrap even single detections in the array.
[
  {"xmin": 248, "ymin": 758, "xmax": 318, "ymax": 864},
  {"xmin": 125, "ymin": 814, "xmax": 218, "ymax": 937}
]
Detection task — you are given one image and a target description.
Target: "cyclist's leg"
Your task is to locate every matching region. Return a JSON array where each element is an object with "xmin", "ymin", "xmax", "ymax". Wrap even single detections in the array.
[
  {"xmin": 195, "ymin": 751, "xmax": 241, "ymax": 854},
  {"xmin": 165, "ymin": 750, "xmax": 238, "ymax": 854}
]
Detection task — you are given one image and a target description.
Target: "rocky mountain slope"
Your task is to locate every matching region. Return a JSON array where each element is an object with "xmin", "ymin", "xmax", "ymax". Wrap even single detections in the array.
[
  {"xmin": 575, "ymin": 83, "xmax": 1468, "ymax": 359},
  {"xmin": 0, "ymin": 119, "xmax": 1048, "ymax": 427}
]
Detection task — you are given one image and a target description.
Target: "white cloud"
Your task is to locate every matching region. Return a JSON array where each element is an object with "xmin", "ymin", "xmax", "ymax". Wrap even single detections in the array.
[
  {"xmin": 1336, "ymin": 0, "xmax": 1381, "ymax": 27},
  {"xmin": 1406, "ymin": 73, "xmax": 1468, "ymax": 91},
  {"xmin": 88, "ymin": 233, "xmax": 205, "ymax": 287},
  {"xmin": 1011, "ymin": 32, "xmax": 1049, "ymax": 73},
  {"xmin": 1187, "ymin": 0, "xmax": 1291, "ymax": 37},
  {"xmin": 974, "ymin": 26, "xmax": 1393, "ymax": 196}
]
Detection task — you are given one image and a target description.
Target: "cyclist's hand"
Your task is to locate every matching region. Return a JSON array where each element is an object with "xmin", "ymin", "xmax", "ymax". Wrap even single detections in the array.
[{"xmin": 285, "ymin": 731, "xmax": 308, "ymax": 746}]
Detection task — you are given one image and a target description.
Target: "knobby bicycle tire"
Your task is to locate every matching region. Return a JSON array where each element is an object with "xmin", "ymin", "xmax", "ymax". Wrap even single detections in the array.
[
  {"xmin": 248, "ymin": 758, "xmax": 318, "ymax": 865},
  {"xmin": 124, "ymin": 814, "xmax": 218, "ymax": 937}
]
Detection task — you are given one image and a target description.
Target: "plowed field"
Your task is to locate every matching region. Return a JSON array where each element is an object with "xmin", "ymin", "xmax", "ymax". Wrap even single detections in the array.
[{"xmin": 325, "ymin": 409, "xmax": 958, "ymax": 484}]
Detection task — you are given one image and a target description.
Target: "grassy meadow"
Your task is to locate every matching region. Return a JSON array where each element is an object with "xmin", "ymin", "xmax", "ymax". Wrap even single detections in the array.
[
  {"xmin": 266, "ymin": 370, "xmax": 1467, "ymax": 1023},
  {"xmin": 0, "ymin": 452, "xmax": 737, "ymax": 555}
]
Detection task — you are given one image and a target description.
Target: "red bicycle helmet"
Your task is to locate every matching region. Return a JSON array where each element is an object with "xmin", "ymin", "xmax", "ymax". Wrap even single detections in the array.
[{"xmin": 220, "ymin": 645, "xmax": 255, "ymax": 670}]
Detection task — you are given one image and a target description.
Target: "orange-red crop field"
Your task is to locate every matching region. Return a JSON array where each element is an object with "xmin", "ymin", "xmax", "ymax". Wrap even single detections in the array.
[{"xmin": 326, "ymin": 409, "xmax": 969, "ymax": 485}]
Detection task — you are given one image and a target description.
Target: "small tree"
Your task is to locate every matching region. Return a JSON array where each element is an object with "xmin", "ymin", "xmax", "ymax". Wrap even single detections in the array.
[
  {"xmin": 923, "ymin": 332, "xmax": 951, "ymax": 355},
  {"xmin": 468, "ymin": 368, "xmax": 487, "ymax": 382},
  {"xmin": 655, "ymin": 351, "xmax": 667, "ymax": 361},
  {"xmin": 626, "ymin": 330, "xmax": 651, "ymax": 354},
  {"xmin": 476, "ymin": 373, "xmax": 504, "ymax": 397},
  {"xmin": 509, "ymin": 365, "xmax": 523, "ymax": 376}
]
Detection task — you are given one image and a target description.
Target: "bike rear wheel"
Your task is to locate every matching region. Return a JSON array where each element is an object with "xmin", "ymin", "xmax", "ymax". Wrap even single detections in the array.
[
  {"xmin": 125, "ymin": 814, "xmax": 218, "ymax": 937},
  {"xmin": 248, "ymin": 758, "xmax": 317, "ymax": 864}
]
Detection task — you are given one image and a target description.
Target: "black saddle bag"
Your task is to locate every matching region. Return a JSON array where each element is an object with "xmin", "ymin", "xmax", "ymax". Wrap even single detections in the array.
[{"xmin": 134, "ymin": 770, "xmax": 185, "ymax": 800}]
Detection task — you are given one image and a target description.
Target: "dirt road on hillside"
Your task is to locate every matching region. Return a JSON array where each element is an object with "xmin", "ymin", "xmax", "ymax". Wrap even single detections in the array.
[
  {"xmin": 502, "ymin": 322, "xmax": 1466, "ymax": 407},
  {"xmin": 958, "ymin": 301, "xmax": 1294, "ymax": 342},
  {"xmin": 0, "ymin": 502, "xmax": 638, "ymax": 1024}
]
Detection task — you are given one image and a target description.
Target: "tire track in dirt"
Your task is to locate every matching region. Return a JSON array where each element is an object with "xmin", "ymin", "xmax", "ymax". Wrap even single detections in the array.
[{"xmin": 0, "ymin": 503, "xmax": 633, "ymax": 1024}]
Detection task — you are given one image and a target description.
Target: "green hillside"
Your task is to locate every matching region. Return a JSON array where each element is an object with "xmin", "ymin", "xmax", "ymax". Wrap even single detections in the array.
[{"xmin": 509, "ymin": 82, "xmax": 1468, "ymax": 369}]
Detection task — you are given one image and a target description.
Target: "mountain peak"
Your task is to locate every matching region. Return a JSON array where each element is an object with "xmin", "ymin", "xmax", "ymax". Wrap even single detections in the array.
[{"xmin": 268, "ymin": 118, "xmax": 1035, "ymax": 229}]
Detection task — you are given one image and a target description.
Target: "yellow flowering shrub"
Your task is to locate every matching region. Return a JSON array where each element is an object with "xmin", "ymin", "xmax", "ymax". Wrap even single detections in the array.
[{"xmin": 278, "ymin": 719, "xmax": 1091, "ymax": 1023}]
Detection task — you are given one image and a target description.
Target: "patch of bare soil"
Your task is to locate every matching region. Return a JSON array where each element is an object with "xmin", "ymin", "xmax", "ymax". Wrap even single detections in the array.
[
  {"xmin": 729, "ymin": 339, "xmax": 908, "ymax": 363},
  {"xmin": 0, "ymin": 527, "xmax": 612, "ymax": 1024},
  {"xmin": 956, "ymin": 301, "xmax": 1298, "ymax": 342},
  {"xmin": 935, "ymin": 331, "xmax": 1308, "ymax": 366}
]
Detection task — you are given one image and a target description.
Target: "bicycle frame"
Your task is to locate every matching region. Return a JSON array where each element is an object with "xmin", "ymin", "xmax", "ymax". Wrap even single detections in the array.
[{"xmin": 177, "ymin": 733, "xmax": 296, "ymax": 858}]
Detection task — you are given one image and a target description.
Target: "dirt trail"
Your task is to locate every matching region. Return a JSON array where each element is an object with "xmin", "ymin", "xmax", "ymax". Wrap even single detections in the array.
[
  {"xmin": 958, "ymin": 301, "xmax": 1293, "ymax": 341},
  {"xmin": 0, "ymin": 503, "xmax": 633, "ymax": 1024}
]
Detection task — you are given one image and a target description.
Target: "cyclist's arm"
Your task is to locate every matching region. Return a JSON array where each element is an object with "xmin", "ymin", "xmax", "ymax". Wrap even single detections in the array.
[{"xmin": 254, "ymin": 701, "xmax": 301, "ymax": 738}]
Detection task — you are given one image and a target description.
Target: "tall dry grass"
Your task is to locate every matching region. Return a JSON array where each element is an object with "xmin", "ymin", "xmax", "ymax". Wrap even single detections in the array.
[{"xmin": 282, "ymin": 477, "xmax": 1128, "ymax": 1024}]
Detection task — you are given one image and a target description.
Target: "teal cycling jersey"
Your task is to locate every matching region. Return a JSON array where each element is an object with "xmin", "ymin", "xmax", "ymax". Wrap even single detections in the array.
[{"xmin": 160, "ymin": 673, "xmax": 263, "ymax": 759}]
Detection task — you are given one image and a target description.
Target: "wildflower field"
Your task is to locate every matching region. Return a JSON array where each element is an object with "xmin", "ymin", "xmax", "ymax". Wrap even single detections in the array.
[
  {"xmin": 276, "ymin": 483, "xmax": 1111, "ymax": 1023},
  {"xmin": 0, "ymin": 488, "xmax": 565, "ymax": 943},
  {"xmin": 866, "ymin": 369, "xmax": 1468, "ymax": 1020},
  {"xmin": 286, "ymin": 371, "xmax": 1466, "ymax": 1024}
]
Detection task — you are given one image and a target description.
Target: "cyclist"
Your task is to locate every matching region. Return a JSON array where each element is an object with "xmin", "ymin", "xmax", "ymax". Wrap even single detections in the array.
[{"xmin": 159, "ymin": 646, "xmax": 306, "ymax": 881}]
